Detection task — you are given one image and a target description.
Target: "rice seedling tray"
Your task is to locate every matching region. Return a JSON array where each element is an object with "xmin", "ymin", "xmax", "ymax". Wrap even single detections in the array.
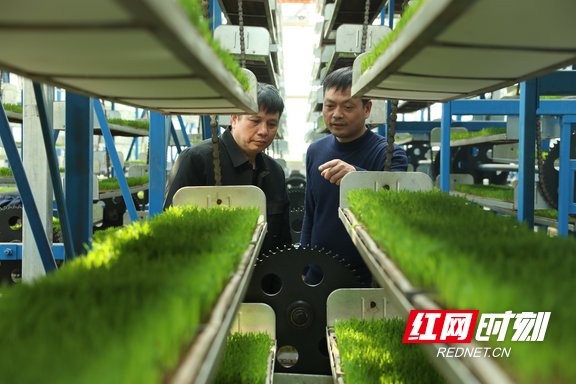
[
  {"xmin": 338, "ymin": 210, "xmax": 512, "ymax": 384},
  {"xmin": 0, "ymin": 0, "xmax": 258, "ymax": 115},
  {"xmin": 450, "ymin": 191, "xmax": 514, "ymax": 210},
  {"xmin": 449, "ymin": 134, "xmax": 517, "ymax": 148},
  {"xmin": 5, "ymin": 110, "xmax": 23, "ymax": 124},
  {"xmin": 169, "ymin": 220, "xmax": 267, "ymax": 384},
  {"xmin": 98, "ymin": 184, "xmax": 149, "ymax": 200},
  {"xmin": 351, "ymin": 0, "xmax": 576, "ymax": 102},
  {"xmin": 0, "ymin": 176, "xmax": 16, "ymax": 185},
  {"xmin": 217, "ymin": 0, "xmax": 278, "ymax": 44},
  {"xmin": 480, "ymin": 205, "xmax": 576, "ymax": 233}
]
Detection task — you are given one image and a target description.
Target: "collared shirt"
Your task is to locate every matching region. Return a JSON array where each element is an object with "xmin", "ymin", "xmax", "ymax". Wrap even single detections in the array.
[{"xmin": 164, "ymin": 126, "xmax": 291, "ymax": 254}]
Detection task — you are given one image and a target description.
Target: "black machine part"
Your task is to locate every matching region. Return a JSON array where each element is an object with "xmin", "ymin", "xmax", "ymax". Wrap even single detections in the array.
[
  {"xmin": 289, "ymin": 207, "xmax": 304, "ymax": 244},
  {"xmin": 244, "ymin": 246, "xmax": 364, "ymax": 375},
  {"xmin": 287, "ymin": 186, "xmax": 305, "ymax": 210},
  {"xmin": 0, "ymin": 206, "xmax": 23, "ymax": 242},
  {"xmin": 539, "ymin": 131, "xmax": 576, "ymax": 209},
  {"xmin": 432, "ymin": 146, "xmax": 509, "ymax": 185}
]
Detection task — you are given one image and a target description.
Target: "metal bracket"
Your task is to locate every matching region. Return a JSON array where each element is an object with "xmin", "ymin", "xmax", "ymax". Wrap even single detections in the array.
[
  {"xmin": 326, "ymin": 288, "xmax": 400, "ymax": 326},
  {"xmin": 340, "ymin": 171, "xmax": 434, "ymax": 209}
]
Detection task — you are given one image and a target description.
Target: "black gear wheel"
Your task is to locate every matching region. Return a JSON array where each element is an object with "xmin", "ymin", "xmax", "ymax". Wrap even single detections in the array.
[
  {"xmin": 286, "ymin": 177, "xmax": 306, "ymax": 190},
  {"xmin": 405, "ymin": 144, "xmax": 429, "ymax": 171},
  {"xmin": 540, "ymin": 135, "xmax": 576, "ymax": 208},
  {"xmin": 432, "ymin": 146, "xmax": 508, "ymax": 185},
  {"xmin": 0, "ymin": 260, "xmax": 21, "ymax": 285},
  {"xmin": 0, "ymin": 206, "xmax": 23, "ymax": 242},
  {"xmin": 289, "ymin": 207, "xmax": 304, "ymax": 244},
  {"xmin": 245, "ymin": 246, "xmax": 364, "ymax": 375},
  {"xmin": 287, "ymin": 186, "xmax": 305, "ymax": 209}
]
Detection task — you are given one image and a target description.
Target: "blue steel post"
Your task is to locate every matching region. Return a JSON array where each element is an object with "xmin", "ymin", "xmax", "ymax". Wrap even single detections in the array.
[
  {"xmin": 170, "ymin": 121, "xmax": 182, "ymax": 154},
  {"xmin": 33, "ymin": 83, "xmax": 76, "ymax": 262},
  {"xmin": 440, "ymin": 102, "xmax": 452, "ymax": 192},
  {"xmin": 558, "ymin": 116, "xmax": 576, "ymax": 236},
  {"xmin": 65, "ymin": 92, "xmax": 94, "ymax": 254},
  {"xmin": 209, "ymin": 0, "xmax": 222, "ymax": 33},
  {"xmin": 178, "ymin": 116, "xmax": 191, "ymax": 147},
  {"xmin": 0, "ymin": 104, "xmax": 57, "ymax": 272},
  {"xmin": 93, "ymin": 101, "xmax": 139, "ymax": 223},
  {"xmin": 381, "ymin": 0, "xmax": 395, "ymax": 138},
  {"xmin": 518, "ymin": 80, "xmax": 537, "ymax": 228},
  {"xmin": 135, "ymin": 138, "xmax": 139, "ymax": 160},
  {"xmin": 149, "ymin": 112, "xmax": 168, "ymax": 218}
]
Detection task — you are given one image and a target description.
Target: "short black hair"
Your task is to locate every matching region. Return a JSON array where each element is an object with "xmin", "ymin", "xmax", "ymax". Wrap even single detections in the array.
[
  {"xmin": 256, "ymin": 82, "xmax": 284, "ymax": 117},
  {"xmin": 322, "ymin": 67, "xmax": 368, "ymax": 107}
]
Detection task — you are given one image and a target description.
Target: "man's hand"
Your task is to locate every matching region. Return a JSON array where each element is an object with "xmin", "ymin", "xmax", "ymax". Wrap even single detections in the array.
[{"xmin": 319, "ymin": 159, "xmax": 356, "ymax": 186}]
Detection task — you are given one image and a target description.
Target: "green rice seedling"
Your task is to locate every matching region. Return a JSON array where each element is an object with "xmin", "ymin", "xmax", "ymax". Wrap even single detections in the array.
[
  {"xmin": 176, "ymin": 0, "xmax": 250, "ymax": 91},
  {"xmin": 361, "ymin": 0, "xmax": 428, "ymax": 73},
  {"xmin": 125, "ymin": 160, "xmax": 147, "ymax": 164},
  {"xmin": 0, "ymin": 205, "xmax": 260, "ymax": 384},
  {"xmin": 106, "ymin": 118, "xmax": 150, "ymax": 130},
  {"xmin": 0, "ymin": 167, "xmax": 13, "ymax": 177},
  {"xmin": 215, "ymin": 332, "xmax": 272, "ymax": 384},
  {"xmin": 348, "ymin": 188, "xmax": 576, "ymax": 383},
  {"xmin": 540, "ymin": 96, "xmax": 565, "ymax": 99},
  {"xmin": 450, "ymin": 127, "xmax": 507, "ymax": 141},
  {"xmin": 334, "ymin": 317, "xmax": 445, "ymax": 384},
  {"xmin": 92, "ymin": 226, "xmax": 123, "ymax": 244},
  {"xmin": 454, "ymin": 183, "xmax": 514, "ymax": 201},
  {"xmin": 2, "ymin": 103, "xmax": 23, "ymax": 113},
  {"xmin": 53, "ymin": 217, "xmax": 60, "ymax": 232},
  {"xmin": 98, "ymin": 175, "xmax": 149, "ymax": 191}
]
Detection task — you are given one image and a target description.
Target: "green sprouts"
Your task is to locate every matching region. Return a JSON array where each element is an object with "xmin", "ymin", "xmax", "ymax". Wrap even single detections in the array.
[
  {"xmin": 2, "ymin": 103, "xmax": 23, "ymax": 113},
  {"xmin": 0, "ymin": 167, "xmax": 13, "ymax": 177},
  {"xmin": 0, "ymin": 205, "xmax": 260, "ymax": 384},
  {"xmin": 361, "ymin": 0, "xmax": 428, "ymax": 73},
  {"xmin": 454, "ymin": 183, "xmax": 514, "ymax": 201},
  {"xmin": 215, "ymin": 332, "xmax": 272, "ymax": 384},
  {"xmin": 450, "ymin": 127, "xmax": 507, "ymax": 141},
  {"xmin": 334, "ymin": 317, "xmax": 445, "ymax": 384},
  {"xmin": 98, "ymin": 175, "xmax": 149, "ymax": 191},
  {"xmin": 348, "ymin": 188, "xmax": 576, "ymax": 383},
  {"xmin": 106, "ymin": 118, "xmax": 150, "ymax": 130},
  {"xmin": 176, "ymin": 0, "xmax": 250, "ymax": 91}
]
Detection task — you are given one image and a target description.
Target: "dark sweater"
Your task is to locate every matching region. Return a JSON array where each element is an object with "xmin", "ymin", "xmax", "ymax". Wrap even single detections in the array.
[
  {"xmin": 300, "ymin": 128, "xmax": 408, "ymax": 284},
  {"xmin": 163, "ymin": 127, "xmax": 292, "ymax": 255}
]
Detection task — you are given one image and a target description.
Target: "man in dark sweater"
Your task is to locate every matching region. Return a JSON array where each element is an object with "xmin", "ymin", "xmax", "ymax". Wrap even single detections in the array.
[
  {"xmin": 163, "ymin": 83, "xmax": 292, "ymax": 255},
  {"xmin": 300, "ymin": 67, "xmax": 408, "ymax": 285}
]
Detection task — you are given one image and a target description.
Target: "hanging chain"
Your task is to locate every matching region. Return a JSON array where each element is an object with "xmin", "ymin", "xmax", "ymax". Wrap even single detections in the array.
[
  {"xmin": 361, "ymin": 0, "xmax": 371, "ymax": 53},
  {"xmin": 210, "ymin": 115, "xmax": 222, "ymax": 186},
  {"xmin": 238, "ymin": 0, "xmax": 246, "ymax": 68},
  {"xmin": 385, "ymin": 101, "xmax": 399, "ymax": 171},
  {"xmin": 535, "ymin": 116, "xmax": 557, "ymax": 209},
  {"xmin": 201, "ymin": 0, "xmax": 210, "ymax": 18}
]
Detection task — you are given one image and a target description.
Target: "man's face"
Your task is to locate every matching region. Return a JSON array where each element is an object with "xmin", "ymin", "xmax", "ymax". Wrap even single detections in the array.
[
  {"xmin": 323, "ymin": 85, "xmax": 371, "ymax": 143},
  {"xmin": 231, "ymin": 108, "xmax": 280, "ymax": 160}
]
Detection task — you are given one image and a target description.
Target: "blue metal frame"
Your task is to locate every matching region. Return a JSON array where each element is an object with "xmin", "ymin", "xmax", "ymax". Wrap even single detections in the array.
[
  {"xmin": 393, "ymin": 121, "xmax": 506, "ymax": 133},
  {"xmin": 209, "ymin": 0, "xmax": 222, "ymax": 33},
  {"xmin": 177, "ymin": 116, "xmax": 191, "ymax": 147},
  {"xmin": 558, "ymin": 115, "xmax": 576, "ymax": 236},
  {"xmin": 440, "ymin": 102, "xmax": 451, "ymax": 192},
  {"xmin": 0, "ymin": 243, "xmax": 65, "ymax": 261},
  {"xmin": 149, "ymin": 112, "xmax": 168, "ymax": 218},
  {"xmin": 451, "ymin": 99, "xmax": 576, "ymax": 116},
  {"xmin": 170, "ymin": 121, "xmax": 182, "ymax": 154},
  {"xmin": 0, "ymin": 102, "xmax": 57, "ymax": 272},
  {"xmin": 65, "ymin": 92, "xmax": 94, "ymax": 254},
  {"xmin": 33, "ymin": 82, "xmax": 76, "ymax": 263},
  {"xmin": 93, "ymin": 101, "xmax": 139, "ymax": 223},
  {"xmin": 517, "ymin": 80, "xmax": 538, "ymax": 228},
  {"xmin": 538, "ymin": 70, "xmax": 576, "ymax": 96}
]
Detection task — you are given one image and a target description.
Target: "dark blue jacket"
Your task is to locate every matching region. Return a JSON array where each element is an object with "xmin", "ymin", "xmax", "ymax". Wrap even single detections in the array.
[{"xmin": 300, "ymin": 128, "xmax": 408, "ymax": 285}]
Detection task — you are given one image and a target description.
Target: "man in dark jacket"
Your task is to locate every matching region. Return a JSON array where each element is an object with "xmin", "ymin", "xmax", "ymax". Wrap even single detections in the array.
[
  {"xmin": 164, "ymin": 83, "xmax": 291, "ymax": 255},
  {"xmin": 301, "ymin": 67, "xmax": 408, "ymax": 285}
]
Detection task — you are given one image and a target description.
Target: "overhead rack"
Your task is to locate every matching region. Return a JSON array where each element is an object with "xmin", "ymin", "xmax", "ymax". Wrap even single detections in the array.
[
  {"xmin": 0, "ymin": 0, "xmax": 258, "ymax": 115},
  {"xmin": 218, "ymin": 0, "xmax": 278, "ymax": 44},
  {"xmin": 321, "ymin": 0, "xmax": 386, "ymax": 46},
  {"xmin": 352, "ymin": 0, "xmax": 576, "ymax": 102},
  {"xmin": 215, "ymin": 26, "xmax": 279, "ymax": 89}
]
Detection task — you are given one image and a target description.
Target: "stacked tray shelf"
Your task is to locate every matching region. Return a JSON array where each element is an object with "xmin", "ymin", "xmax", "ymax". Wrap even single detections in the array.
[
  {"xmin": 0, "ymin": 0, "xmax": 258, "ymax": 115},
  {"xmin": 322, "ymin": 0, "xmax": 386, "ymax": 45},
  {"xmin": 451, "ymin": 191, "xmax": 576, "ymax": 232},
  {"xmin": 170, "ymin": 222, "xmax": 267, "ymax": 384},
  {"xmin": 338, "ymin": 207, "xmax": 513, "ymax": 384},
  {"xmin": 352, "ymin": 0, "xmax": 576, "ymax": 102}
]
